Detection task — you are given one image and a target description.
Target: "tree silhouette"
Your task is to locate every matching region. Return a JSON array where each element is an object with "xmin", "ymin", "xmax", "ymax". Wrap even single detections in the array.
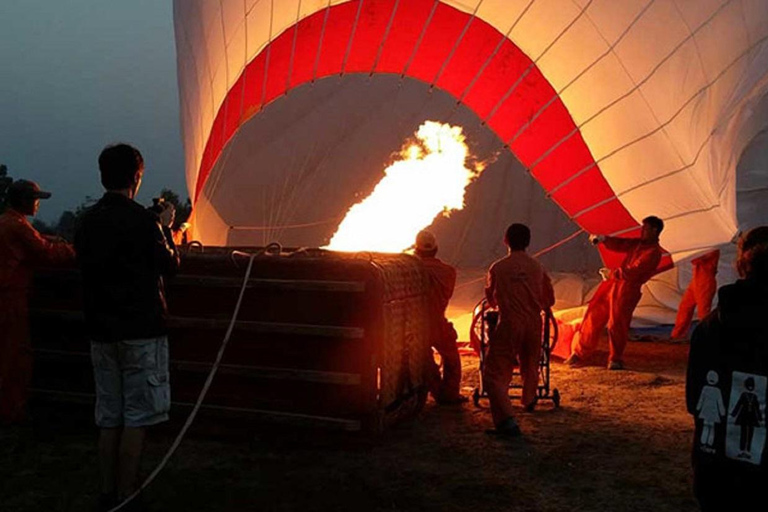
[
  {"xmin": 52, "ymin": 196, "xmax": 96, "ymax": 241},
  {"xmin": 0, "ymin": 164, "xmax": 11, "ymax": 214},
  {"xmin": 159, "ymin": 188, "xmax": 192, "ymax": 230},
  {"xmin": 1, "ymin": 181, "xmax": 192, "ymax": 241}
]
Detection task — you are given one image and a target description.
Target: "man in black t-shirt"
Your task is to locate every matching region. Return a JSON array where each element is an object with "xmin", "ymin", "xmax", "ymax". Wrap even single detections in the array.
[{"xmin": 75, "ymin": 143, "xmax": 179, "ymax": 510}]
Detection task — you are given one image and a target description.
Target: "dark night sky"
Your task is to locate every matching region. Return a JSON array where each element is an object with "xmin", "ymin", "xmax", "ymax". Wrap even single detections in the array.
[{"xmin": 0, "ymin": 0, "xmax": 186, "ymax": 224}]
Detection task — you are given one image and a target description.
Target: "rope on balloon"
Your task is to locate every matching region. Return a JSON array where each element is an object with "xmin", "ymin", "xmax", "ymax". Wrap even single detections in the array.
[
  {"xmin": 454, "ymin": 227, "xmax": 586, "ymax": 290},
  {"xmin": 229, "ymin": 215, "xmax": 344, "ymax": 232}
]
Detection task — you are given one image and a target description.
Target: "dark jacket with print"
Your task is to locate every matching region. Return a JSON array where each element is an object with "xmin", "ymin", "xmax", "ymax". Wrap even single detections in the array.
[{"xmin": 686, "ymin": 279, "xmax": 768, "ymax": 504}]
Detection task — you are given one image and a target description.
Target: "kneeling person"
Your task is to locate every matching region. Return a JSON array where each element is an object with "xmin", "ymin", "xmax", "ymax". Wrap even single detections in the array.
[{"xmin": 414, "ymin": 230, "xmax": 466, "ymax": 404}]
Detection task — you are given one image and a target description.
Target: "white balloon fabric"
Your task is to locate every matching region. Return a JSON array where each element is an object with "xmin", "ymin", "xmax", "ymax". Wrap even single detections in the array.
[{"xmin": 174, "ymin": 0, "xmax": 768, "ymax": 269}]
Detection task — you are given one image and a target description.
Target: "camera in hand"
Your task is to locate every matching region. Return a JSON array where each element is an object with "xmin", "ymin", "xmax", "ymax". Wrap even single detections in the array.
[{"xmin": 148, "ymin": 197, "xmax": 166, "ymax": 215}]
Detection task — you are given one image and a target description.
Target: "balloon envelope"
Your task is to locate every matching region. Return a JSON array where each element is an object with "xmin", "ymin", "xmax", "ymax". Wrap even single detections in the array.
[{"xmin": 173, "ymin": 0, "xmax": 768, "ymax": 270}]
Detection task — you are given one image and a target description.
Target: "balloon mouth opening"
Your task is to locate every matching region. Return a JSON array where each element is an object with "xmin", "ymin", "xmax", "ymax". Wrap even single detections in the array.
[
  {"xmin": 324, "ymin": 120, "xmax": 487, "ymax": 254},
  {"xmin": 193, "ymin": 74, "xmax": 601, "ymax": 278}
]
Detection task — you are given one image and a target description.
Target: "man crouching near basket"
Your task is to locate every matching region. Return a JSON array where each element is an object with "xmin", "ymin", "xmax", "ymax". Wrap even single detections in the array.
[{"xmin": 75, "ymin": 143, "xmax": 179, "ymax": 511}]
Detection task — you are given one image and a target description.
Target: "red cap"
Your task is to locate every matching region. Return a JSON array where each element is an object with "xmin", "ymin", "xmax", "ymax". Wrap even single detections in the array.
[{"xmin": 9, "ymin": 179, "xmax": 52, "ymax": 200}]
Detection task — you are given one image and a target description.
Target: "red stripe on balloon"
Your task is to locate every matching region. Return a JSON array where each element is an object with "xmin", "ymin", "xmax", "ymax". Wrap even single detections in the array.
[
  {"xmin": 551, "ymin": 167, "xmax": 615, "ymax": 214},
  {"xmin": 241, "ymin": 53, "xmax": 266, "ymax": 127},
  {"xmin": 344, "ymin": 0, "xmax": 396, "ymax": 73},
  {"xmin": 434, "ymin": 19, "xmax": 504, "ymax": 93},
  {"xmin": 289, "ymin": 10, "xmax": 325, "ymax": 87},
  {"xmin": 223, "ymin": 73, "xmax": 245, "ymax": 143},
  {"xmin": 487, "ymin": 67, "xmax": 555, "ymax": 145},
  {"xmin": 375, "ymin": 0, "xmax": 435, "ymax": 73},
  {"xmin": 263, "ymin": 32, "xmax": 293, "ymax": 105},
  {"xmin": 407, "ymin": 3, "xmax": 468, "ymax": 83},
  {"xmin": 193, "ymin": 0, "xmax": 650, "ymax": 268},
  {"xmin": 578, "ymin": 198, "xmax": 637, "ymax": 236},
  {"xmin": 531, "ymin": 131, "xmax": 594, "ymax": 190},
  {"xmin": 462, "ymin": 39, "xmax": 530, "ymax": 119},
  {"xmin": 316, "ymin": 2, "xmax": 359, "ymax": 77}
]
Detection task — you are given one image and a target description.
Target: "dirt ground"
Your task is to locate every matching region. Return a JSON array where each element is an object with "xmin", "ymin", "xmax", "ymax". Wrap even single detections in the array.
[{"xmin": 1, "ymin": 340, "xmax": 698, "ymax": 512}]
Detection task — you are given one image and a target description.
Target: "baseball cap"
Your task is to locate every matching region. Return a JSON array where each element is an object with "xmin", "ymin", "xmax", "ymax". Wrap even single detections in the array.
[
  {"xmin": 415, "ymin": 230, "xmax": 438, "ymax": 252},
  {"xmin": 9, "ymin": 179, "xmax": 52, "ymax": 200}
]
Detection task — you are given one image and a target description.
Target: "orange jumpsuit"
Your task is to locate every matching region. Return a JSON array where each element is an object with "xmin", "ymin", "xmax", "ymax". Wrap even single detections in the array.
[
  {"xmin": 483, "ymin": 251, "xmax": 554, "ymax": 425},
  {"xmin": 671, "ymin": 250, "xmax": 719, "ymax": 340},
  {"xmin": 0, "ymin": 209, "xmax": 74, "ymax": 423},
  {"xmin": 419, "ymin": 256, "xmax": 462, "ymax": 402},
  {"xmin": 572, "ymin": 237, "xmax": 662, "ymax": 364}
]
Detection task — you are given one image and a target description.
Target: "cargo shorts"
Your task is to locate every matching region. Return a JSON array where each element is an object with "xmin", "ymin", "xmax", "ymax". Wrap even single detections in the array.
[{"xmin": 90, "ymin": 336, "xmax": 170, "ymax": 428}]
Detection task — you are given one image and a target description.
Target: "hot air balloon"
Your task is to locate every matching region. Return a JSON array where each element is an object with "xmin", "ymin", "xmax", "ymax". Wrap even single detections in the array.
[{"xmin": 173, "ymin": 0, "xmax": 768, "ymax": 329}]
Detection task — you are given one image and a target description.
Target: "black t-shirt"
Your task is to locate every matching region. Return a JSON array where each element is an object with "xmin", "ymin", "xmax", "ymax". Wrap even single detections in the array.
[{"xmin": 74, "ymin": 192, "xmax": 179, "ymax": 342}]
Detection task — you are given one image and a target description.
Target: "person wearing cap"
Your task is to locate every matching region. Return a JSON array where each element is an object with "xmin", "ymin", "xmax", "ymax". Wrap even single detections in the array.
[
  {"xmin": 414, "ymin": 230, "xmax": 466, "ymax": 404},
  {"xmin": 75, "ymin": 143, "xmax": 179, "ymax": 510},
  {"xmin": 483, "ymin": 223, "xmax": 555, "ymax": 437},
  {"xmin": 0, "ymin": 179, "xmax": 75, "ymax": 424}
]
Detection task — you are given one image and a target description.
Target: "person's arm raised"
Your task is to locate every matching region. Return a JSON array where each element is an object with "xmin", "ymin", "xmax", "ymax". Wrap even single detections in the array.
[{"xmin": 601, "ymin": 236, "xmax": 639, "ymax": 253}]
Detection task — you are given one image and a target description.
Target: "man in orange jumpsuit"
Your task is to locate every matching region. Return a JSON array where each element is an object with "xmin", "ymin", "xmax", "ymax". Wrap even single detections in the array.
[
  {"xmin": 670, "ymin": 249, "xmax": 720, "ymax": 341},
  {"xmin": 565, "ymin": 216, "xmax": 664, "ymax": 370},
  {"xmin": 0, "ymin": 180, "xmax": 74, "ymax": 424},
  {"xmin": 415, "ymin": 230, "xmax": 466, "ymax": 404},
  {"xmin": 484, "ymin": 224, "xmax": 555, "ymax": 436}
]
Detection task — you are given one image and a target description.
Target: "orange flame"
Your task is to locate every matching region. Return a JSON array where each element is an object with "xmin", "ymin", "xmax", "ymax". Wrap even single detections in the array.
[{"xmin": 326, "ymin": 121, "xmax": 482, "ymax": 252}]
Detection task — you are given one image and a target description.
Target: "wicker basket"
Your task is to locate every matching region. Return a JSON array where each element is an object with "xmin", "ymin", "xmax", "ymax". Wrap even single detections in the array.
[{"xmin": 29, "ymin": 246, "xmax": 433, "ymax": 432}]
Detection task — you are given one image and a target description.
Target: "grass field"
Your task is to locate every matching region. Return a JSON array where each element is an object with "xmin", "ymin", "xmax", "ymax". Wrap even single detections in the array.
[{"xmin": 1, "ymin": 341, "xmax": 697, "ymax": 511}]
